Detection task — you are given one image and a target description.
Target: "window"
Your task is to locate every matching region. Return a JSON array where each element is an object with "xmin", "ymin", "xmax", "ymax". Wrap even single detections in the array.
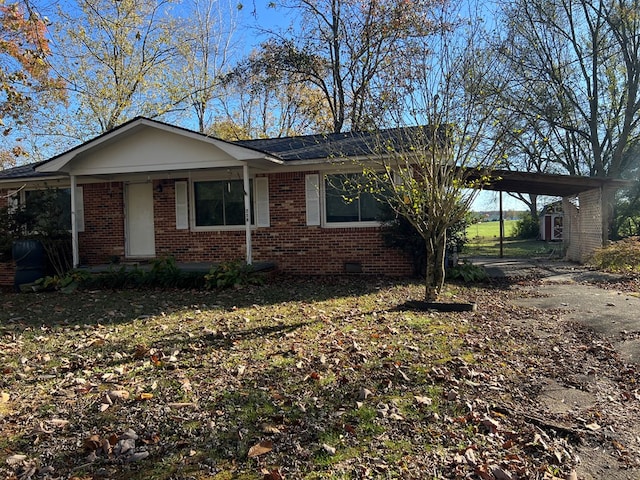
[
  {"xmin": 193, "ymin": 179, "xmax": 253, "ymax": 227},
  {"xmin": 22, "ymin": 187, "xmax": 83, "ymax": 232},
  {"xmin": 24, "ymin": 188, "xmax": 71, "ymax": 229},
  {"xmin": 324, "ymin": 173, "xmax": 383, "ymax": 224}
]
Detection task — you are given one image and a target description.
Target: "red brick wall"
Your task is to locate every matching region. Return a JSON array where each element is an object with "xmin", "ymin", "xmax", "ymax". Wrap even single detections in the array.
[
  {"xmin": 151, "ymin": 173, "xmax": 411, "ymax": 275},
  {"xmin": 250, "ymin": 172, "xmax": 412, "ymax": 275},
  {"xmin": 79, "ymin": 182, "xmax": 126, "ymax": 264},
  {"xmin": 0, "ymin": 260, "xmax": 15, "ymax": 288},
  {"xmin": 0, "ymin": 191, "xmax": 15, "ymax": 286},
  {"xmin": 1, "ymin": 173, "xmax": 413, "ymax": 285}
]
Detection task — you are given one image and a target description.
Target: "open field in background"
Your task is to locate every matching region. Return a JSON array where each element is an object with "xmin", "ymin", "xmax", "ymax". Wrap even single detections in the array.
[
  {"xmin": 463, "ymin": 220, "xmax": 562, "ymax": 258},
  {"xmin": 466, "ymin": 220, "xmax": 517, "ymax": 240}
]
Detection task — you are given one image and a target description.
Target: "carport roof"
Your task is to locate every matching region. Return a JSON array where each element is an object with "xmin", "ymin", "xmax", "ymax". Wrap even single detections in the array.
[{"xmin": 470, "ymin": 169, "xmax": 632, "ymax": 197}]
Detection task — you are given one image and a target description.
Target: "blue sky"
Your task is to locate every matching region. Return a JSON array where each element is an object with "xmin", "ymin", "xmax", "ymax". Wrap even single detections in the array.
[{"xmin": 472, "ymin": 190, "xmax": 529, "ymax": 212}]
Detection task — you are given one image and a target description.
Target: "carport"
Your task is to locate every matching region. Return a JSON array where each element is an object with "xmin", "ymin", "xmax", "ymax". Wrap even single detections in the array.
[{"xmin": 469, "ymin": 169, "xmax": 632, "ymax": 262}]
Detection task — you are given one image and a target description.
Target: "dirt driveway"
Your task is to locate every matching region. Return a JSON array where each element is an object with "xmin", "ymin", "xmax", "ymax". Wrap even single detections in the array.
[
  {"xmin": 474, "ymin": 257, "xmax": 640, "ymax": 364},
  {"xmin": 471, "ymin": 257, "xmax": 640, "ymax": 479}
]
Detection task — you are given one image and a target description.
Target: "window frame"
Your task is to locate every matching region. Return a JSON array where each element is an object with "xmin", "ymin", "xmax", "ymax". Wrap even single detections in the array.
[
  {"xmin": 189, "ymin": 176, "xmax": 257, "ymax": 232},
  {"xmin": 20, "ymin": 186, "xmax": 84, "ymax": 233},
  {"xmin": 322, "ymin": 172, "xmax": 386, "ymax": 228}
]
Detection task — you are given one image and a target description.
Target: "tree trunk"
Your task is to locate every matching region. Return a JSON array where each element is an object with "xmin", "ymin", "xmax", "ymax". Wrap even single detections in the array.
[{"xmin": 424, "ymin": 232, "xmax": 447, "ymax": 302}]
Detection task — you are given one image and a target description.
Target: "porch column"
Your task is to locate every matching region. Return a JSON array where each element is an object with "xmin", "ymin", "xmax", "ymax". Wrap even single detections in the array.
[
  {"xmin": 70, "ymin": 175, "xmax": 79, "ymax": 268},
  {"xmin": 243, "ymin": 163, "xmax": 252, "ymax": 264}
]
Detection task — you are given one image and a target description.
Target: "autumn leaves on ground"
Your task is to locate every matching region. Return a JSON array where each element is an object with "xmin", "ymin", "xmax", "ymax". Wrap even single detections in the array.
[{"xmin": 1, "ymin": 276, "xmax": 639, "ymax": 479}]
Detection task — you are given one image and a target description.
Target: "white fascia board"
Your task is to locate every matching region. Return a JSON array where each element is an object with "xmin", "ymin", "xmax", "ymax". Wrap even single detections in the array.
[
  {"xmin": 36, "ymin": 119, "xmax": 150, "ymax": 173},
  {"xmin": 147, "ymin": 120, "xmax": 282, "ymax": 163},
  {"xmin": 36, "ymin": 118, "xmax": 282, "ymax": 174},
  {"xmin": 0, "ymin": 176, "xmax": 69, "ymax": 189}
]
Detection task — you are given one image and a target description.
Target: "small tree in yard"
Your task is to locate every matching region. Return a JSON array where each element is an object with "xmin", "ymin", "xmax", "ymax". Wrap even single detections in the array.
[{"xmin": 362, "ymin": 2, "xmax": 508, "ymax": 302}]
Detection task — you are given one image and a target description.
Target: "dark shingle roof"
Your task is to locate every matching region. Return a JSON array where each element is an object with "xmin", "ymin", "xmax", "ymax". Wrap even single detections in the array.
[
  {"xmin": 0, "ymin": 118, "xmax": 425, "ymax": 181},
  {"xmin": 234, "ymin": 128, "xmax": 423, "ymax": 161},
  {"xmin": 0, "ymin": 160, "xmax": 58, "ymax": 180}
]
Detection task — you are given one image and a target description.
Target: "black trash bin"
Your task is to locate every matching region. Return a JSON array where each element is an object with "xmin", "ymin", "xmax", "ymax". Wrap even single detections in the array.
[{"xmin": 12, "ymin": 239, "xmax": 45, "ymax": 291}]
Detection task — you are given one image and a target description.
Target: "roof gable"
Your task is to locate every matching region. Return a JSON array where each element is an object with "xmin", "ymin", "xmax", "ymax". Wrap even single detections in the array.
[{"xmin": 36, "ymin": 117, "xmax": 279, "ymax": 175}]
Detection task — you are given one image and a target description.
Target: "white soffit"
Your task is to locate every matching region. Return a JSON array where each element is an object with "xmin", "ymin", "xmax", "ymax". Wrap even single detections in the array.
[{"xmin": 36, "ymin": 118, "xmax": 280, "ymax": 175}]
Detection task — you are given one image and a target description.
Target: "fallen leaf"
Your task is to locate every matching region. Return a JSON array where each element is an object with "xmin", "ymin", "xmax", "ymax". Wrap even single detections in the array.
[
  {"xmin": 133, "ymin": 344, "xmax": 149, "ymax": 359},
  {"xmin": 47, "ymin": 418, "xmax": 70, "ymax": 429},
  {"xmin": 126, "ymin": 451, "xmax": 150, "ymax": 462},
  {"xmin": 180, "ymin": 378, "xmax": 192, "ymax": 392},
  {"xmin": 6, "ymin": 454, "xmax": 27, "ymax": 465},
  {"xmin": 585, "ymin": 422, "xmax": 601, "ymax": 431},
  {"xmin": 482, "ymin": 416, "xmax": 500, "ymax": 432},
  {"xmin": 414, "ymin": 395, "xmax": 432, "ymax": 405},
  {"xmin": 33, "ymin": 422, "xmax": 53, "ymax": 434},
  {"xmin": 358, "ymin": 387, "xmax": 373, "ymax": 400},
  {"xmin": 107, "ymin": 390, "xmax": 130, "ymax": 401},
  {"xmin": 262, "ymin": 467, "xmax": 284, "ymax": 480},
  {"xmin": 248, "ymin": 440, "xmax": 273, "ymax": 458},
  {"xmin": 491, "ymin": 464, "xmax": 514, "ymax": 480},
  {"xmin": 0, "ymin": 391, "xmax": 9, "ymax": 403},
  {"xmin": 83, "ymin": 434, "xmax": 102, "ymax": 451},
  {"xmin": 322, "ymin": 443, "xmax": 336, "ymax": 455},
  {"xmin": 261, "ymin": 423, "xmax": 282, "ymax": 434}
]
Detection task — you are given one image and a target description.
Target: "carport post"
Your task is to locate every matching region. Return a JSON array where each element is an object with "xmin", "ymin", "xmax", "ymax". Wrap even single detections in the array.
[
  {"xmin": 243, "ymin": 163, "xmax": 252, "ymax": 265},
  {"xmin": 499, "ymin": 191, "xmax": 504, "ymax": 258}
]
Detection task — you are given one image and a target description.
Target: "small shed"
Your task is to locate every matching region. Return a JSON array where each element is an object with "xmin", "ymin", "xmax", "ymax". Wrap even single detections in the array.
[{"xmin": 540, "ymin": 201, "xmax": 563, "ymax": 241}]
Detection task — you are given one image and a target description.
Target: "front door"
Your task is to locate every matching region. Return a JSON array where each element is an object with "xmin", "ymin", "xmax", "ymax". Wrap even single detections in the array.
[{"xmin": 125, "ymin": 183, "xmax": 156, "ymax": 258}]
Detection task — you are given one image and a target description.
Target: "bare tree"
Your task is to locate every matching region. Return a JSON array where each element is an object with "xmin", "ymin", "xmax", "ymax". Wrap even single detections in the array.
[
  {"xmin": 495, "ymin": 0, "xmax": 640, "ymax": 238},
  {"xmin": 171, "ymin": 0, "xmax": 238, "ymax": 133},
  {"xmin": 215, "ymin": 47, "xmax": 334, "ymax": 139},
  {"xmin": 51, "ymin": 0, "xmax": 179, "ymax": 137},
  {"xmin": 363, "ymin": 2, "xmax": 508, "ymax": 301},
  {"xmin": 258, "ymin": 0, "xmax": 441, "ymax": 133}
]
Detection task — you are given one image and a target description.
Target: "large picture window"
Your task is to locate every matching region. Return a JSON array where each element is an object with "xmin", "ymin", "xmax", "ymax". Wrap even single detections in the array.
[
  {"xmin": 24, "ymin": 188, "xmax": 72, "ymax": 231},
  {"xmin": 324, "ymin": 173, "xmax": 383, "ymax": 224},
  {"xmin": 193, "ymin": 179, "xmax": 253, "ymax": 227}
]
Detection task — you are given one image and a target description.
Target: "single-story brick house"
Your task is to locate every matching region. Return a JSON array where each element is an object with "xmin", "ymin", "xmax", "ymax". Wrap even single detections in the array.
[
  {"xmin": 0, "ymin": 117, "xmax": 630, "ymax": 287},
  {"xmin": 0, "ymin": 117, "xmax": 416, "ymax": 285}
]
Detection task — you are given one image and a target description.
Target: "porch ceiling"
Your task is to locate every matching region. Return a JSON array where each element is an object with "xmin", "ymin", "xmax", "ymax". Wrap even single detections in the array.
[{"xmin": 470, "ymin": 169, "xmax": 632, "ymax": 197}]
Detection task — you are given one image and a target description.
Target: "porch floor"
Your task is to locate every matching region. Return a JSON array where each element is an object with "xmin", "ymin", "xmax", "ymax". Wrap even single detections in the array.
[{"xmin": 79, "ymin": 261, "xmax": 277, "ymax": 274}]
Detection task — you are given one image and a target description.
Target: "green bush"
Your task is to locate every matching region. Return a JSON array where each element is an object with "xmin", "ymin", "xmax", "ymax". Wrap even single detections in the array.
[
  {"xmin": 446, "ymin": 260, "xmax": 488, "ymax": 283},
  {"xmin": 0, "ymin": 188, "xmax": 72, "ymax": 274},
  {"xmin": 205, "ymin": 260, "xmax": 264, "ymax": 289},
  {"xmin": 82, "ymin": 259, "xmax": 207, "ymax": 290},
  {"xmin": 36, "ymin": 269, "xmax": 93, "ymax": 293},
  {"xmin": 512, "ymin": 212, "xmax": 539, "ymax": 239},
  {"xmin": 589, "ymin": 237, "xmax": 640, "ymax": 273},
  {"xmin": 379, "ymin": 206, "xmax": 471, "ymax": 276},
  {"xmin": 29, "ymin": 256, "xmax": 213, "ymax": 291}
]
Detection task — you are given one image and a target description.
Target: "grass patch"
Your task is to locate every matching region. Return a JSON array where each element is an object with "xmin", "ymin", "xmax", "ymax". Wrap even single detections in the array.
[
  {"xmin": 467, "ymin": 219, "xmax": 518, "ymax": 239},
  {"xmin": 464, "ymin": 220, "xmax": 564, "ymax": 258},
  {"xmin": 0, "ymin": 276, "xmax": 597, "ymax": 479}
]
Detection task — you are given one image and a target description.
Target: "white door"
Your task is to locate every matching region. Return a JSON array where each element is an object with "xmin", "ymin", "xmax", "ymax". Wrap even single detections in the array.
[{"xmin": 126, "ymin": 183, "xmax": 156, "ymax": 257}]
